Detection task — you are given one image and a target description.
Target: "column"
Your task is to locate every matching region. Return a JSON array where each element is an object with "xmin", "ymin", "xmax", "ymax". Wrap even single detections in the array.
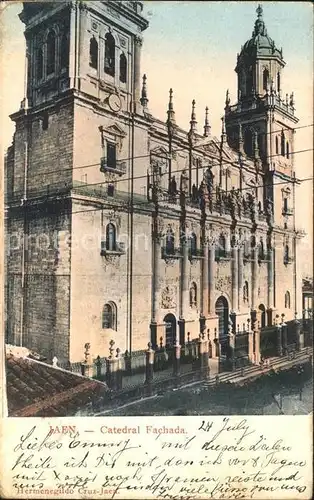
[
  {"xmin": 173, "ymin": 342, "xmax": 181, "ymax": 377},
  {"xmin": 180, "ymin": 234, "xmax": 189, "ymax": 318},
  {"xmin": 208, "ymin": 244, "xmax": 215, "ymax": 315},
  {"xmin": 145, "ymin": 343, "xmax": 155, "ymax": 387},
  {"xmin": 281, "ymin": 322, "xmax": 288, "ymax": 355},
  {"xmin": 276, "ymin": 326, "xmax": 283, "ymax": 357},
  {"xmin": 251, "ymin": 246, "xmax": 258, "ymax": 310},
  {"xmin": 69, "ymin": 3, "xmax": 79, "ymax": 88},
  {"xmin": 238, "ymin": 245, "xmax": 244, "ymax": 311},
  {"xmin": 199, "ymin": 335, "xmax": 209, "ymax": 378},
  {"xmin": 201, "ymin": 239, "xmax": 209, "ymax": 317},
  {"xmin": 178, "ymin": 232, "xmax": 189, "ymax": 345},
  {"xmin": 248, "ymin": 330, "xmax": 254, "ymax": 363},
  {"xmin": 150, "ymin": 231, "xmax": 161, "ymax": 348},
  {"xmin": 133, "ymin": 36, "xmax": 143, "ymax": 110},
  {"xmin": 295, "ymin": 319, "xmax": 304, "ymax": 351},
  {"xmin": 267, "ymin": 247, "xmax": 274, "ymax": 320},
  {"xmin": 254, "ymin": 323, "xmax": 261, "ymax": 364},
  {"xmin": 231, "ymin": 243, "xmax": 238, "ymax": 312}
]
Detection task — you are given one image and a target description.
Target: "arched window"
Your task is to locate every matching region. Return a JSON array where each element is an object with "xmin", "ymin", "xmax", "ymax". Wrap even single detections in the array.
[
  {"xmin": 119, "ymin": 52, "xmax": 127, "ymax": 83},
  {"xmin": 275, "ymin": 136, "xmax": 279, "ymax": 155},
  {"xmin": 277, "ymin": 72, "xmax": 281, "ymax": 92},
  {"xmin": 246, "ymin": 68, "xmax": 253, "ymax": 96},
  {"xmin": 189, "ymin": 282, "xmax": 197, "ymax": 308},
  {"xmin": 281, "ymin": 131, "xmax": 285, "ymax": 156},
  {"xmin": 166, "ymin": 229, "xmax": 175, "ymax": 255},
  {"xmin": 89, "ymin": 37, "xmax": 98, "ymax": 69},
  {"xmin": 189, "ymin": 232, "xmax": 197, "ymax": 256},
  {"xmin": 104, "ymin": 33, "xmax": 115, "ymax": 76},
  {"xmin": 243, "ymin": 281, "xmax": 249, "ymax": 304},
  {"xmin": 285, "ymin": 291, "xmax": 291, "ymax": 309},
  {"xmin": 46, "ymin": 30, "xmax": 56, "ymax": 75},
  {"xmin": 36, "ymin": 48, "xmax": 43, "ymax": 80},
  {"xmin": 263, "ymin": 68, "xmax": 269, "ymax": 91},
  {"xmin": 106, "ymin": 223, "xmax": 116, "ymax": 251},
  {"xmin": 286, "ymin": 141, "xmax": 290, "ymax": 159},
  {"xmin": 243, "ymin": 239, "xmax": 250, "ymax": 259},
  {"xmin": 102, "ymin": 302, "xmax": 117, "ymax": 330},
  {"xmin": 258, "ymin": 239, "xmax": 265, "ymax": 262},
  {"xmin": 60, "ymin": 32, "xmax": 69, "ymax": 69},
  {"xmin": 244, "ymin": 128, "xmax": 253, "ymax": 157},
  {"xmin": 218, "ymin": 234, "xmax": 226, "ymax": 258}
]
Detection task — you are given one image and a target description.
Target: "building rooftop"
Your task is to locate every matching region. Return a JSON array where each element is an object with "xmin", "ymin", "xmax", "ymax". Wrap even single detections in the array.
[{"xmin": 6, "ymin": 350, "xmax": 109, "ymax": 417}]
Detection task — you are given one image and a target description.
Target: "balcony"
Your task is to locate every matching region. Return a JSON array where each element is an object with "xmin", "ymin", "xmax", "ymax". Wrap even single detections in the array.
[
  {"xmin": 282, "ymin": 207, "xmax": 294, "ymax": 216},
  {"xmin": 258, "ymin": 252, "xmax": 270, "ymax": 264},
  {"xmin": 161, "ymin": 247, "xmax": 182, "ymax": 261},
  {"xmin": 101, "ymin": 241, "xmax": 126, "ymax": 257},
  {"xmin": 189, "ymin": 249, "xmax": 204, "ymax": 261},
  {"xmin": 215, "ymin": 249, "xmax": 231, "ymax": 262},
  {"xmin": 284, "ymin": 256, "xmax": 294, "ymax": 266},
  {"xmin": 100, "ymin": 157, "xmax": 127, "ymax": 176}
]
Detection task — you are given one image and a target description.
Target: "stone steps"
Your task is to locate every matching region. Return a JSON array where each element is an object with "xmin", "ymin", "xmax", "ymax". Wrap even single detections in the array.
[{"xmin": 202, "ymin": 348, "xmax": 313, "ymax": 388}]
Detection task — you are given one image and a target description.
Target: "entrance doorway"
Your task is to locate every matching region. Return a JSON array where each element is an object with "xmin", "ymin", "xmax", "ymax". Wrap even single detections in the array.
[
  {"xmin": 163, "ymin": 314, "xmax": 177, "ymax": 347},
  {"xmin": 215, "ymin": 296, "xmax": 229, "ymax": 355},
  {"xmin": 258, "ymin": 304, "xmax": 266, "ymax": 328}
]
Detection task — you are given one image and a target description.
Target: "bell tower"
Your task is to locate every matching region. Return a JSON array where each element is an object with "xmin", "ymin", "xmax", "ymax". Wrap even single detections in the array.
[
  {"xmin": 21, "ymin": 1, "xmax": 148, "ymax": 113},
  {"xmin": 225, "ymin": 4, "xmax": 298, "ymax": 179}
]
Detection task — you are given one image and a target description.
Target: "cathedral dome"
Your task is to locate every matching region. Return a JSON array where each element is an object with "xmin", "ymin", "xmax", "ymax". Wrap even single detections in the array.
[{"xmin": 240, "ymin": 5, "xmax": 282, "ymax": 60}]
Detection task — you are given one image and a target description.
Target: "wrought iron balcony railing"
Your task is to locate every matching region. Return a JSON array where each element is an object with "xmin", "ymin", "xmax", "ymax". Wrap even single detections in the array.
[
  {"xmin": 101, "ymin": 241, "xmax": 126, "ymax": 256},
  {"xmin": 161, "ymin": 247, "xmax": 182, "ymax": 260},
  {"xmin": 188, "ymin": 248, "xmax": 204, "ymax": 260},
  {"xmin": 282, "ymin": 207, "xmax": 294, "ymax": 216},
  {"xmin": 284, "ymin": 255, "xmax": 294, "ymax": 265},
  {"xmin": 100, "ymin": 157, "xmax": 127, "ymax": 175},
  {"xmin": 215, "ymin": 249, "xmax": 231, "ymax": 262}
]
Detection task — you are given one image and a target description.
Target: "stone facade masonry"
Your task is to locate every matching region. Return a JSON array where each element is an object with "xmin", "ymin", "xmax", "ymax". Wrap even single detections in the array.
[{"xmin": 5, "ymin": 2, "xmax": 304, "ymax": 364}]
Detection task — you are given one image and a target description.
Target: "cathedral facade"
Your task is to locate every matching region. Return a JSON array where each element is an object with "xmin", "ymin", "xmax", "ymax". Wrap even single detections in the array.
[{"xmin": 5, "ymin": 2, "xmax": 303, "ymax": 364}]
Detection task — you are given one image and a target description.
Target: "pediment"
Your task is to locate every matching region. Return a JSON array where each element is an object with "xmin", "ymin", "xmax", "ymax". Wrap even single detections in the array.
[
  {"xmin": 102, "ymin": 123, "xmax": 126, "ymax": 138},
  {"xmin": 150, "ymin": 145, "xmax": 169, "ymax": 156}
]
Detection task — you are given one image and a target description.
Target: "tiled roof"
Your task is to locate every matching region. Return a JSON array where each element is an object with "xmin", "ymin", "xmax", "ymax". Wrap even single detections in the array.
[{"xmin": 6, "ymin": 354, "xmax": 109, "ymax": 417}]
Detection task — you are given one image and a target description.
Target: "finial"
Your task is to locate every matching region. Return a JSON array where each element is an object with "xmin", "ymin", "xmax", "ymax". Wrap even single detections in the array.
[
  {"xmin": 225, "ymin": 89, "xmax": 230, "ymax": 108},
  {"xmin": 256, "ymin": 4, "xmax": 263, "ymax": 19},
  {"xmin": 140, "ymin": 73, "xmax": 149, "ymax": 108},
  {"xmin": 220, "ymin": 116, "xmax": 226, "ymax": 146},
  {"xmin": 167, "ymin": 88, "xmax": 176, "ymax": 128},
  {"xmin": 203, "ymin": 106, "xmax": 211, "ymax": 137},
  {"xmin": 290, "ymin": 92, "xmax": 295, "ymax": 107},
  {"xmin": 254, "ymin": 4, "xmax": 266, "ymax": 36},
  {"xmin": 189, "ymin": 99, "xmax": 197, "ymax": 134}
]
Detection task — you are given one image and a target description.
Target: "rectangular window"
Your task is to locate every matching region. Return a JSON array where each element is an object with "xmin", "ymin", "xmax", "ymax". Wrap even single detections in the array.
[
  {"xmin": 283, "ymin": 198, "xmax": 288, "ymax": 212},
  {"xmin": 107, "ymin": 142, "xmax": 116, "ymax": 169}
]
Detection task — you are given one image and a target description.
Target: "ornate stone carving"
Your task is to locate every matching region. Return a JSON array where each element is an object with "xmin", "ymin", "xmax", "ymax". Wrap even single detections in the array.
[
  {"xmin": 119, "ymin": 36, "xmax": 127, "ymax": 48},
  {"xmin": 215, "ymin": 276, "xmax": 232, "ymax": 292},
  {"xmin": 107, "ymin": 211, "xmax": 121, "ymax": 226},
  {"xmin": 161, "ymin": 286, "xmax": 177, "ymax": 309},
  {"xmin": 104, "ymin": 254, "xmax": 121, "ymax": 268},
  {"xmin": 134, "ymin": 35, "xmax": 143, "ymax": 46}
]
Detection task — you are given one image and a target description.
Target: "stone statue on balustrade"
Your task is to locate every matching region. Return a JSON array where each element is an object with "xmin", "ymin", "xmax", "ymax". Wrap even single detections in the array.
[
  {"xmin": 169, "ymin": 175, "xmax": 177, "ymax": 195},
  {"xmin": 180, "ymin": 169, "xmax": 189, "ymax": 195},
  {"xmin": 191, "ymin": 183, "xmax": 198, "ymax": 204},
  {"xmin": 204, "ymin": 166, "xmax": 214, "ymax": 192},
  {"xmin": 199, "ymin": 180, "xmax": 210, "ymax": 211},
  {"xmin": 265, "ymin": 197, "xmax": 273, "ymax": 217}
]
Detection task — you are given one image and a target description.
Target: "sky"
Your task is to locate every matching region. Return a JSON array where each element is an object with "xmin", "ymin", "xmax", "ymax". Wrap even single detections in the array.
[{"xmin": 0, "ymin": 1, "xmax": 313, "ymax": 274}]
